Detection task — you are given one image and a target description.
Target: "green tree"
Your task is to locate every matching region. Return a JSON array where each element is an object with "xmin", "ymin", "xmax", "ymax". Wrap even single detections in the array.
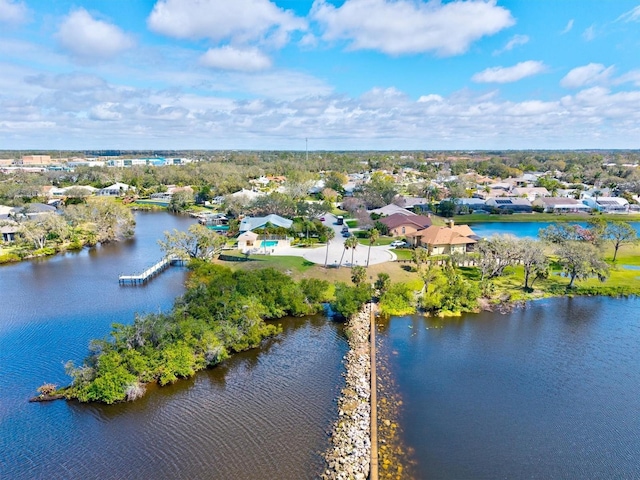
[
  {"xmin": 604, "ymin": 221, "xmax": 637, "ymax": 261},
  {"xmin": 379, "ymin": 283, "xmax": 416, "ymax": 316},
  {"xmin": 519, "ymin": 238, "xmax": 549, "ymax": 290},
  {"xmin": 437, "ymin": 199, "xmax": 457, "ymax": 217},
  {"xmin": 324, "ymin": 228, "xmax": 335, "ymax": 268},
  {"xmin": 477, "ymin": 235, "xmax": 523, "ymax": 281},
  {"xmin": 374, "ymin": 272, "xmax": 391, "ymax": 296},
  {"xmin": 351, "ymin": 265, "xmax": 367, "ymax": 285},
  {"xmin": 411, "ymin": 247, "xmax": 429, "ymax": 273},
  {"xmin": 332, "ymin": 282, "xmax": 371, "ymax": 319},
  {"xmin": 159, "ymin": 224, "xmax": 226, "ymax": 260},
  {"xmin": 168, "ymin": 190, "xmax": 194, "ymax": 213},
  {"xmin": 555, "ymin": 241, "xmax": 609, "ymax": 288},
  {"xmin": 366, "ymin": 228, "xmax": 379, "ymax": 267},
  {"xmin": 345, "ymin": 235, "xmax": 359, "ymax": 268}
]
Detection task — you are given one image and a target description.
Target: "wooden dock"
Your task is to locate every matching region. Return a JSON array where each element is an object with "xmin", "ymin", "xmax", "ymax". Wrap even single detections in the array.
[{"xmin": 118, "ymin": 256, "xmax": 184, "ymax": 285}]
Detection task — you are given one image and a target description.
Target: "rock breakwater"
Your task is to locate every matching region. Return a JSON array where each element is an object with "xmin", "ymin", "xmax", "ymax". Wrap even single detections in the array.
[{"xmin": 322, "ymin": 306, "xmax": 372, "ymax": 480}]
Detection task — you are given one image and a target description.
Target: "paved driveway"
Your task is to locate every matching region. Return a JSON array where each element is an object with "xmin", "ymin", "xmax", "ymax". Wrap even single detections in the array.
[{"xmin": 272, "ymin": 213, "xmax": 397, "ymax": 267}]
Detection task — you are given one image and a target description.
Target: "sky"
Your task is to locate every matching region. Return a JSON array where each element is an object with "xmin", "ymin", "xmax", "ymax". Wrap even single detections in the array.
[{"xmin": 1, "ymin": 0, "xmax": 640, "ymax": 151}]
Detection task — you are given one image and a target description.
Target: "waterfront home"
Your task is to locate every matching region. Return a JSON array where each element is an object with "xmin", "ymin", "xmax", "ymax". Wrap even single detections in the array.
[
  {"xmin": 379, "ymin": 213, "xmax": 432, "ymax": 237},
  {"xmin": 1, "ymin": 223, "xmax": 18, "ymax": 242},
  {"xmin": 485, "ymin": 197, "xmax": 533, "ymax": 213},
  {"xmin": 97, "ymin": 183, "xmax": 134, "ymax": 196},
  {"xmin": 407, "ymin": 222, "xmax": 477, "ymax": 254},
  {"xmin": 237, "ymin": 231, "xmax": 259, "ymax": 250},
  {"xmin": 532, "ymin": 197, "xmax": 591, "ymax": 213},
  {"xmin": 239, "ymin": 214, "xmax": 293, "ymax": 233},
  {"xmin": 446, "ymin": 197, "xmax": 490, "ymax": 213},
  {"xmin": 583, "ymin": 197, "xmax": 629, "ymax": 213},
  {"xmin": 21, "ymin": 203, "xmax": 56, "ymax": 219}
]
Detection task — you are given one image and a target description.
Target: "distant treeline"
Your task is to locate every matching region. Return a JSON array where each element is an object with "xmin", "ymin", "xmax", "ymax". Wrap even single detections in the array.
[{"xmin": 3, "ymin": 150, "xmax": 640, "ymax": 205}]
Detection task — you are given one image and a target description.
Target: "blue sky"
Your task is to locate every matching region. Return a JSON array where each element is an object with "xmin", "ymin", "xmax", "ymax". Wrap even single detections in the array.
[{"xmin": 1, "ymin": 0, "xmax": 640, "ymax": 150}]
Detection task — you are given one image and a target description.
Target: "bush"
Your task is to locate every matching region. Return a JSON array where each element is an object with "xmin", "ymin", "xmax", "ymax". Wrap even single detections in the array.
[
  {"xmin": 379, "ymin": 283, "xmax": 416, "ymax": 316},
  {"xmin": 0, "ymin": 253, "xmax": 20, "ymax": 264}
]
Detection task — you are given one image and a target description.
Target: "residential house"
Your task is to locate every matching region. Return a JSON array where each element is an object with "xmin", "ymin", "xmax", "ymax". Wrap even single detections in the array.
[
  {"xmin": 239, "ymin": 214, "xmax": 293, "ymax": 232},
  {"xmin": 378, "ymin": 213, "xmax": 432, "ymax": 238},
  {"xmin": 407, "ymin": 222, "xmax": 477, "ymax": 254},
  {"xmin": 1, "ymin": 223, "xmax": 18, "ymax": 242},
  {"xmin": 394, "ymin": 196, "xmax": 430, "ymax": 213},
  {"xmin": 511, "ymin": 187, "xmax": 550, "ymax": 202},
  {"xmin": 485, "ymin": 197, "xmax": 533, "ymax": 213},
  {"xmin": 237, "ymin": 231, "xmax": 259, "ymax": 251},
  {"xmin": 227, "ymin": 188, "xmax": 265, "ymax": 205},
  {"xmin": 533, "ymin": 197, "xmax": 591, "ymax": 213},
  {"xmin": 583, "ymin": 197, "xmax": 629, "ymax": 213},
  {"xmin": 97, "ymin": 183, "xmax": 133, "ymax": 196},
  {"xmin": 446, "ymin": 197, "xmax": 490, "ymax": 213},
  {"xmin": 0, "ymin": 205, "xmax": 16, "ymax": 220},
  {"xmin": 369, "ymin": 204, "xmax": 417, "ymax": 217},
  {"xmin": 21, "ymin": 203, "xmax": 56, "ymax": 218}
]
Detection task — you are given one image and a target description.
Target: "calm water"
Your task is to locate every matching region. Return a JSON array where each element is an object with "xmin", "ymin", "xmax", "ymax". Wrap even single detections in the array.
[
  {"xmin": 0, "ymin": 212, "xmax": 346, "ymax": 479},
  {"xmin": 470, "ymin": 221, "xmax": 640, "ymax": 239},
  {"xmin": 379, "ymin": 297, "xmax": 640, "ymax": 479}
]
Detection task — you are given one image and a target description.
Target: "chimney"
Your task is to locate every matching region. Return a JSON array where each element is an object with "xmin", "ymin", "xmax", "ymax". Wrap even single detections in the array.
[{"xmin": 446, "ymin": 219, "xmax": 454, "ymax": 228}]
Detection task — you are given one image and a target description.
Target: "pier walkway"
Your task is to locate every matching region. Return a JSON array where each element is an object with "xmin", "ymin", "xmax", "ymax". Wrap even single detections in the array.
[{"xmin": 118, "ymin": 256, "xmax": 184, "ymax": 285}]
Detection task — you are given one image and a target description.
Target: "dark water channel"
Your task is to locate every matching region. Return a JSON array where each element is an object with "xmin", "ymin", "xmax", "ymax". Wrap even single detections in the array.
[
  {"xmin": 379, "ymin": 297, "xmax": 640, "ymax": 479},
  {"xmin": 0, "ymin": 212, "xmax": 346, "ymax": 479}
]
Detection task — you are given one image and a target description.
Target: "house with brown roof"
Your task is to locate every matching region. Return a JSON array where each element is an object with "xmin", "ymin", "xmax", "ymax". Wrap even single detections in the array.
[
  {"xmin": 407, "ymin": 222, "xmax": 477, "ymax": 254},
  {"xmin": 378, "ymin": 213, "xmax": 432, "ymax": 238}
]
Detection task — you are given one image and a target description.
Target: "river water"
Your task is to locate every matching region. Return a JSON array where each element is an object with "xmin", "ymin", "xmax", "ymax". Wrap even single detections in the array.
[
  {"xmin": 378, "ymin": 297, "xmax": 640, "ymax": 479},
  {"xmin": 0, "ymin": 212, "xmax": 346, "ymax": 479}
]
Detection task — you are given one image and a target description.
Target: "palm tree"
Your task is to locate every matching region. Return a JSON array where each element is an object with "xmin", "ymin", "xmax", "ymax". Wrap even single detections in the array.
[
  {"xmin": 345, "ymin": 235, "xmax": 359, "ymax": 268},
  {"xmin": 324, "ymin": 228, "xmax": 335, "ymax": 268},
  {"xmin": 366, "ymin": 228, "xmax": 379, "ymax": 268}
]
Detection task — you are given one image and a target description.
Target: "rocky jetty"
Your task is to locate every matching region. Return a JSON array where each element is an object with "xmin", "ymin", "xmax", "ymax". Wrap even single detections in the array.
[{"xmin": 322, "ymin": 306, "xmax": 372, "ymax": 480}]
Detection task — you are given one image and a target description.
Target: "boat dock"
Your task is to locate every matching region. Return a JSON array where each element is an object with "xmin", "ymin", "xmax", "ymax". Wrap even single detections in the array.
[{"xmin": 118, "ymin": 256, "xmax": 184, "ymax": 285}]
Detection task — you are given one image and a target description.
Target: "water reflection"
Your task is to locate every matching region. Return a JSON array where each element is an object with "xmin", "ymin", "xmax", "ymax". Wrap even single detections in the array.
[{"xmin": 380, "ymin": 297, "xmax": 640, "ymax": 480}]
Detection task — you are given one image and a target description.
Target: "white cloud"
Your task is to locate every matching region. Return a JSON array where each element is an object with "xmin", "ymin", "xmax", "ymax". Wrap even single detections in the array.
[
  {"xmin": 582, "ymin": 25, "xmax": 596, "ymax": 41},
  {"xmin": 561, "ymin": 19, "xmax": 574, "ymax": 34},
  {"xmin": 472, "ymin": 60, "xmax": 546, "ymax": 83},
  {"xmin": 493, "ymin": 34, "xmax": 529, "ymax": 55},
  {"xmin": 311, "ymin": 0, "xmax": 514, "ymax": 56},
  {"xmin": 0, "ymin": 0, "xmax": 28, "ymax": 24},
  {"xmin": 147, "ymin": 0, "xmax": 305, "ymax": 47},
  {"xmin": 418, "ymin": 94, "xmax": 444, "ymax": 103},
  {"xmin": 56, "ymin": 9, "xmax": 134, "ymax": 63},
  {"xmin": 616, "ymin": 70, "xmax": 640, "ymax": 87},
  {"xmin": 90, "ymin": 103, "xmax": 122, "ymax": 121},
  {"xmin": 200, "ymin": 46, "xmax": 272, "ymax": 72},
  {"xmin": 616, "ymin": 5, "xmax": 640, "ymax": 22},
  {"xmin": 561, "ymin": 63, "xmax": 614, "ymax": 88},
  {"xmin": 5, "ymin": 78, "xmax": 640, "ymax": 149}
]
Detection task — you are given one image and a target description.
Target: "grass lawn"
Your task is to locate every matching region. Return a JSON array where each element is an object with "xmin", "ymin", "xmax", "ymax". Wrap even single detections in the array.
[
  {"xmin": 392, "ymin": 249, "xmax": 413, "ymax": 261},
  {"xmin": 215, "ymin": 253, "xmax": 315, "ymax": 274},
  {"xmin": 346, "ymin": 219, "xmax": 358, "ymax": 228}
]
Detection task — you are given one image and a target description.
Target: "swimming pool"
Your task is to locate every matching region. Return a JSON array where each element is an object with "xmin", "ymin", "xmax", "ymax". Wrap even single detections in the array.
[{"xmin": 261, "ymin": 240, "xmax": 279, "ymax": 248}]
